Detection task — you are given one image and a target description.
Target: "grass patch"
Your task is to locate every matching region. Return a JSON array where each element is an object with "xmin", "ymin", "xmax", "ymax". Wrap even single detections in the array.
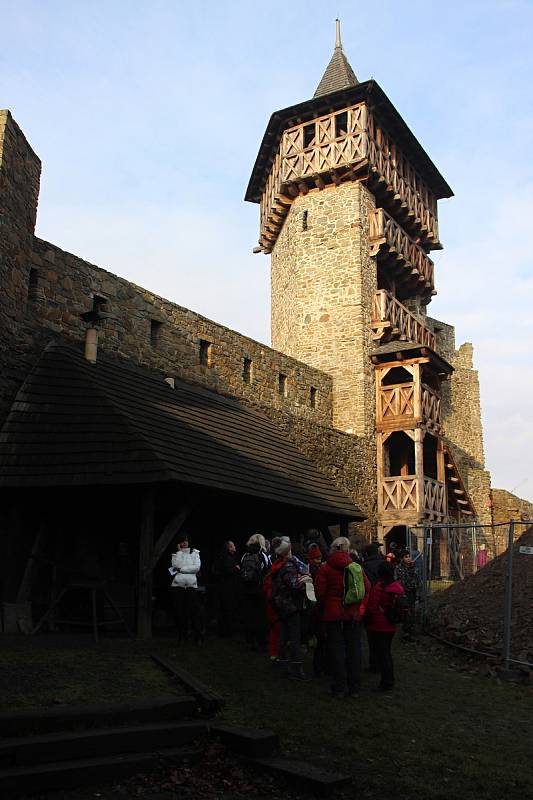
[
  {"xmin": 0, "ymin": 634, "xmax": 174, "ymax": 709},
  {"xmin": 0, "ymin": 633, "xmax": 531, "ymax": 800}
]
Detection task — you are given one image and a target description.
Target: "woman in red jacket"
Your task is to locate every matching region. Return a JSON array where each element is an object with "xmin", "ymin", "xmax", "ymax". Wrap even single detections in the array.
[
  {"xmin": 365, "ymin": 561, "xmax": 405, "ymax": 691},
  {"xmin": 315, "ymin": 537, "xmax": 370, "ymax": 697}
]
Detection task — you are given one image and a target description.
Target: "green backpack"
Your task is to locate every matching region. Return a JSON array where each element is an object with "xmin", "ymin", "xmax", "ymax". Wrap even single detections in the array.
[{"xmin": 343, "ymin": 562, "xmax": 366, "ymax": 606}]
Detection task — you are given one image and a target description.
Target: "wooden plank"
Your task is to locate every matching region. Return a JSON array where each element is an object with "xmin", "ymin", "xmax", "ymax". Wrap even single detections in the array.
[
  {"xmin": 151, "ymin": 504, "xmax": 191, "ymax": 570},
  {"xmin": 137, "ymin": 488, "xmax": 155, "ymax": 640}
]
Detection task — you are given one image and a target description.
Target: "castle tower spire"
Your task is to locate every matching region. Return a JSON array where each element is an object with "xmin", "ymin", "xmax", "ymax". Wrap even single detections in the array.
[{"xmin": 314, "ymin": 19, "xmax": 358, "ymax": 97}]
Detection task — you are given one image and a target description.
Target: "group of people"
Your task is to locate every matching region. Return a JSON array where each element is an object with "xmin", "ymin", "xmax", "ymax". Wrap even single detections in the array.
[{"xmin": 169, "ymin": 531, "xmax": 422, "ymax": 696}]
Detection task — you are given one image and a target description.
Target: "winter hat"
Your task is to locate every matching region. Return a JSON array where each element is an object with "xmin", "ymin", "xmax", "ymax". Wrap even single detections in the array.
[
  {"xmin": 275, "ymin": 539, "xmax": 291, "ymax": 557},
  {"xmin": 307, "ymin": 545, "xmax": 322, "ymax": 561}
]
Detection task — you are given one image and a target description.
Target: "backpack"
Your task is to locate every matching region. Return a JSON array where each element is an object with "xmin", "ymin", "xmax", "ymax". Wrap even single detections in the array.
[
  {"xmin": 343, "ymin": 561, "xmax": 366, "ymax": 606},
  {"xmin": 383, "ymin": 592, "xmax": 410, "ymax": 625},
  {"xmin": 240, "ymin": 552, "xmax": 263, "ymax": 585},
  {"xmin": 271, "ymin": 567, "xmax": 299, "ymax": 619}
]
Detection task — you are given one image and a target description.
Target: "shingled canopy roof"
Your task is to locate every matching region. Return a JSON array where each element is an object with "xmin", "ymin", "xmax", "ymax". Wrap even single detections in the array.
[
  {"xmin": 0, "ymin": 344, "xmax": 364, "ymax": 521},
  {"xmin": 314, "ymin": 20, "xmax": 358, "ymax": 98}
]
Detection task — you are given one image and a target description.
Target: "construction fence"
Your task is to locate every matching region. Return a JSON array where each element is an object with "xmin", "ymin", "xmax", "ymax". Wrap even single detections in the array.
[{"xmin": 406, "ymin": 520, "xmax": 533, "ymax": 670}]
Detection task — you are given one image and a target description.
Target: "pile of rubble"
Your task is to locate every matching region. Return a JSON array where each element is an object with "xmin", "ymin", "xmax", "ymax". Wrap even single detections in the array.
[{"xmin": 428, "ymin": 527, "xmax": 533, "ymax": 665}]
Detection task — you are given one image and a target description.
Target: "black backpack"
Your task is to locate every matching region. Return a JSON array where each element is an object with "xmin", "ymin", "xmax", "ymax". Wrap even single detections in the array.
[
  {"xmin": 240, "ymin": 552, "xmax": 263, "ymax": 585},
  {"xmin": 383, "ymin": 592, "xmax": 410, "ymax": 625},
  {"xmin": 271, "ymin": 567, "xmax": 299, "ymax": 619}
]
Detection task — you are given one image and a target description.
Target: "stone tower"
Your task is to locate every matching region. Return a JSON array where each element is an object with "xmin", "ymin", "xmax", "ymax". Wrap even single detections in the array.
[{"xmin": 246, "ymin": 22, "xmax": 487, "ymax": 539}]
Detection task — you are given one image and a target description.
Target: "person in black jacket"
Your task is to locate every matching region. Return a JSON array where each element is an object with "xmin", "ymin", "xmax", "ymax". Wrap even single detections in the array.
[
  {"xmin": 362, "ymin": 542, "xmax": 385, "ymax": 672},
  {"xmin": 212, "ymin": 541, "xmax": 240, "ymax": 636}
]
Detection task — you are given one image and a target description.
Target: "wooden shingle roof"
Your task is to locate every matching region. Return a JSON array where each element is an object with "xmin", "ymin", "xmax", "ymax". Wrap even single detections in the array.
[
  {"xmin": 0, "ymin": 344, "xmax": 364, "ymax": 521},
  {"xmin": 314, "ymin": 37, "xmax": 358, "ymax": 98}
]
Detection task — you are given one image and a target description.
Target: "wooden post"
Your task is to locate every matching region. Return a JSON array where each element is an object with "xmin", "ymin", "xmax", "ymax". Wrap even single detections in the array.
[
  {"xmin": 137, "ymin": 487, "xmax": 155, "ymax": 640},
  {"xmin": 414, "ymin": 428, "xmax": 424, "ymax": 516}
]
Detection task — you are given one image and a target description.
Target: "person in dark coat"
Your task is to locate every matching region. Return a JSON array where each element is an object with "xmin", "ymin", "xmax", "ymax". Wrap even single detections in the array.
[
  {"xmin": 212, "ymin": 540, "xmax": 240, "ymax": 636},
  {"xmin": 362, "ymin": 542, "xmax": 385, "ymax": 672},
  {"xmin": 315, "ymin": 537, "xmax": 370, "ymax": 697},
  {"xmin": 240, "ymin": 534, "xmax": 270, "ymax": 649},
  {"xmin": 365, "ymin": 561, "xmax": 405, "ymax": 691}
]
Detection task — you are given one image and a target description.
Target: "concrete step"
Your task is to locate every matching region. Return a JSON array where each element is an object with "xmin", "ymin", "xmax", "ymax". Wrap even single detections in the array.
[
  {"xmin": 253, "ymin": 756, "xmax": 351, "ymax": 797},
  {"xmin": 0, "ymin": 720, "xmax": 208, "ymax": 768},
  {"xmin": 0, "ymin": 694, "xmax": 197, "ymax": 736},
  {"xmin": 0, "ymin": 745, "xmax": 199, "ymax": 798}
]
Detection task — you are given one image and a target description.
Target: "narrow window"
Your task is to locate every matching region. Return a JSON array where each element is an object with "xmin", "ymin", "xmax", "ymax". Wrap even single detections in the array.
[
  {"xmin": 302, "ymin": 210, "xmax": 308, "ymax": 231},
  {"xmin": 27, "ymin": 268, "xmax": 39, "ymax": 301},
  {"xmin": 310, "ymin": 386, "xmax": 317, "ymax": 409},
  {"xmin": 335, "ymin": 112, "xmax": 348, "ymax": 138},
  {"xmin": 150, "ymin": 319, "xmax": 162, "ymax": 348},
  {"xmin": 303, "ymin": 123, "xmax": 315, "ymax": 149},
  {"xmin": 278, "ymin": 373, "xmax": 287, "ymax": 397},
  {"xmin": 199, "ymin": 338, "xmax": 212, "ymax": 367},
  {"xmin": 243, "ymin": 357, "xmax": 253, "ymax": 384},
  {"xmin": 92, "ymin": 294, "xmax": 107, "ymax": 314}
]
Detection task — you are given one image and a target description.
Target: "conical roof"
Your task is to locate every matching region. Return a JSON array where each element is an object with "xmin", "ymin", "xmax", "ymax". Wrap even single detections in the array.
[{"xmin": 314, "ymin": 20, "xmax": 358, "ymax": 98}]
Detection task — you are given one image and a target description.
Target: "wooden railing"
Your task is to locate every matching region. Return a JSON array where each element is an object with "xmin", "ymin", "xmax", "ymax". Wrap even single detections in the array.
[
  {"xmin": 380, "ymin": 476, "xmax": 418, "ymax": 512},
  {"xmin": 423, "ymin": 477, "xmax": 446, "ymax": 516},
  {"xmin": 378, "ymin": 384, "xmax": 415, "ymax": 423},
  {"xmin": 421, "ymin": 384, "xmax": 441, "ymax": 427},
  {"xmin": 369, "ymin": 208, "xmax": 434, "ymax": 292},
  {"xmin": 258, "ymin": 102, "xmax": 440, "ymax": 250},
  {"xmin": 380, "ymin": 475, "xmax": 446, "ymax": 516},
  {"xmin": 371, "ymin": 289, "xmax": 436, "ymax": 349}
]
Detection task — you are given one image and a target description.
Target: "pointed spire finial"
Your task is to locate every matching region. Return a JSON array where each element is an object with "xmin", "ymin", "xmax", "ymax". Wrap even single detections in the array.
[
  {"xmin": 314, "ymin": 19, "xmax": 358, "ymax": 98},
  {"xmin": 335, "ymin": 18, "xmax": 342, "ymax": 49}
]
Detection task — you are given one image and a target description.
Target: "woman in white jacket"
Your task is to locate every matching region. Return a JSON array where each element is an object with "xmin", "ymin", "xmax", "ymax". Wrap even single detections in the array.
[{"xmin": 170, "ymin": 535, "xmax": 202, "ymax": 641}]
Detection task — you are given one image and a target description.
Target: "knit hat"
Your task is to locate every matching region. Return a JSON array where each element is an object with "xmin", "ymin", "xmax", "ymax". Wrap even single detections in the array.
[
  {"xmin": 307, "ymin": 545, "xmax": 322, "ymax": 561},
  {"xmin": 275, "ymin": 539, "xmax": 291, "ymax": 557}
]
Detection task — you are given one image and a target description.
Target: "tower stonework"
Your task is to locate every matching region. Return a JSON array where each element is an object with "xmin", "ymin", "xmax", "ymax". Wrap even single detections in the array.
[
  {"xmin": 271, "ymin": 181, "xmax": 377, "ymax": 437},
  {"xmin": 247, "ymin": 25, "xmax": 493, "ymax": 540}
]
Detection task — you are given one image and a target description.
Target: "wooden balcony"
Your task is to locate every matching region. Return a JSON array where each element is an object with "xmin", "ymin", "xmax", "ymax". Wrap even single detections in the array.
[
  {"xmin": 377, "ymin": 382, "xmax": 441, "ymax": 431},
  {"xmin": 379, "ymin": 475, "xmax": 446, "ymax": 518},
  {"xmin": 369, "ymin": 208, "xmax": 435, "ymax": 297},
  {"xmin": 258, "ymin": 102, "xmax": 441, "ymax": 252},
  {"xmin": 371, "ymin": 289, "xmax": 436, "ymax": 350}
]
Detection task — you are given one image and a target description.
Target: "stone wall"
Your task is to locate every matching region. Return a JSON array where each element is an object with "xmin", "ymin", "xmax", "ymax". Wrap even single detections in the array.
[
  {"xmin": 0, "ymin": 110, "xmax": 41, "ymax": 422},
  {"xmin": 429, "ymin": 317, "xmax": 492, "ymax": 525},
  {"xmin": 491, "ymin": 488, "xmax": 533, "ymax": 555},
  {"xmin": 3, "ymin": 236, "xmax": 334, "ymax": 431}
]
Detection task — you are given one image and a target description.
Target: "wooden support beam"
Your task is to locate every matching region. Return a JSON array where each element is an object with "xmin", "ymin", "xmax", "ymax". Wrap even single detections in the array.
[
  {"xmin": 137, "ymin": 487, "xmax": 155, "ymax": 641},
  {"xmin": 313, "ymin": 174, "xmax": 325, "ymax": 190},
  {"xmin": 297, "ymin": 181, "xmax": 309, "ymax": 195},
  {"xmin": 151, "ymin": 504, "xmax": 192, "ymax": 571},
  {"xmin": 16, "ymin": 524, "xmax": 46, "ymax": 605}
]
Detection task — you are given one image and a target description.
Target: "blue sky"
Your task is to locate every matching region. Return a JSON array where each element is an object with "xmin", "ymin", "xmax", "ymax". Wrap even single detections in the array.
[{"xmin": 1, "ymin": 0, "xmax": 532, "ymax": 501}]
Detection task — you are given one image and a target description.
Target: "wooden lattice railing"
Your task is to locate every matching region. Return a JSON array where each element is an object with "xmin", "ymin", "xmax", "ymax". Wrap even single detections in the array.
[
  {"xmin": 380, "ymin": 475, "xmax": 446, "ymax": 516},
  {"xmin": 369, "ymin": 208, "xmax": 434, "ymax": 292},
  {"xmin": 380, "ymin": 476, "xmax": 418, "ymax": 512},
  {"xmin": 258, "ymin": 102, "xmax": 441, "ymax": 251},
  {"xmin": 378, "ymin": 384, "xmax": 415, "ymax": 422},
  {"xmin": 421, "ymin": 384, "xmax": 441, "ymax": 427},
  {"xmin": 371, "ymin": 290, "xmax": 436, "ymax": 349},
  {"xmin": 423, "ymin": 477, "xmax": 446, "ymax": 515}
]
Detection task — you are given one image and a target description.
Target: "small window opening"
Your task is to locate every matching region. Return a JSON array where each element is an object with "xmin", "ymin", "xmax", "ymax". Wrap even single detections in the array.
[
  {"xmin": 92, "ymin": 294, "xmax": 108, "ymax": 314},
  {"xmin": 199, "ymin": 338, "xmax": 213, "ymax": 367},
  {"xmin": 278, "ymin": 373, "xmax": 288, "ymax": 397},
  {"xmin": 310, "ymin": 386, "xmax": 317, "ymax": 408},
  {"xmin": 423, "ymin": 433, "xmax": 438, "ymax": 480},
  {"xmin": 381, "ymin": 367, "xmax": 413, "ymax": 387},
  {"xmin": 303, "ymin": 123, "xmax": 315, "ymax": 149},
  {"xmin": 28, "ymin": 268, "xmax": 39, "ymax": 301},
  {"xmin": 243, "ymin": 357, "xmax": 253, "ymax": 385},
  {"xmin": 150, "ymin": 319, "xmax": 163, "ymax": 348},
  {"xmin": 302, "ymin": 210, "xmax": 308, "ymax": 231},
  {"xmin": 335, "ymin": 112, "xmax": 348, "ymax": 138}
]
